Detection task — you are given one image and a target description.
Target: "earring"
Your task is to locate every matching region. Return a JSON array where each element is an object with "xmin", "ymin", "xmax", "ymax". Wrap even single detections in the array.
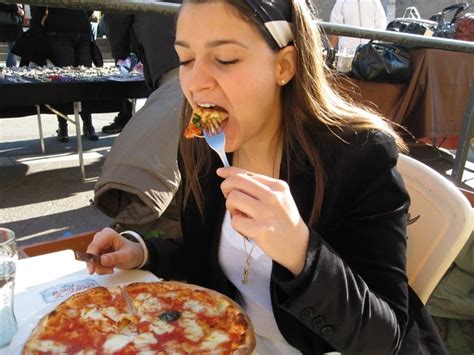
[{"xmin": 280, "ymin": 80, "xmax": 286, "ymax": 85}]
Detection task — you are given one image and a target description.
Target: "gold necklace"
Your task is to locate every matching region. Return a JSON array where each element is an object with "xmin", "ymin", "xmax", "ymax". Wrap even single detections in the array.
[{"xmin": 242, "ymin": 237, "xmax": 256, "ymax": 284}]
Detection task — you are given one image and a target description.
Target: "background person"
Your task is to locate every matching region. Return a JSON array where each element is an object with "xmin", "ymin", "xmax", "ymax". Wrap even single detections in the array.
[
  {"xmin": 0, "ymin": 2, "xmax": 23, "ymax": 67},
  {"xmin": 88, "ymin": 0, "xmax": 446, "ymax": 353},
  {"xmin": 328, "ymin": 0, "xmax": 387, "ymax": 51},
  {"xmin": 100, "ymin": 2, "xmax": 181, "ymax": 133},
  {"xmin": 30, "ymin": 6, "xmax": 98, "ymax": 142}
]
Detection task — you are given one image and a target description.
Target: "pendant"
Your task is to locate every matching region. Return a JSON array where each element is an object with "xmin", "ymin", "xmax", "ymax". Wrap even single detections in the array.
[{"xmin": 242, "ymin": 267, "xmax": 249, "ymax": 284}]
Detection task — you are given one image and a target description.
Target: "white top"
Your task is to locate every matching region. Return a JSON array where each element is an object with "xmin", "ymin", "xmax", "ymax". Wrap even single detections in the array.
[
  {"xmin": 330, "ymin": 0, "xmax": 388, "ymax": 51},
  {"xmin": 218, "ymin": 211, "xmax": 301, "ymax": 355}
]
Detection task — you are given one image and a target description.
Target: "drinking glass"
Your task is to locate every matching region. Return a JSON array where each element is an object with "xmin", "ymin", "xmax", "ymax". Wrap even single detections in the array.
[
  {"xmin": 336, "ymin": 48, "xmax": 355, "ymax": 73},
  {"xmin": 0, "ymin": 228, "xmax": 18, "ymax": 348}
]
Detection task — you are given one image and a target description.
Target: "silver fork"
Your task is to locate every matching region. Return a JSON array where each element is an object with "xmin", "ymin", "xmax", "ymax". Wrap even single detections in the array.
[{"xmin": 203, "ymin": 129, "xmax": 230, "ymax": 167}]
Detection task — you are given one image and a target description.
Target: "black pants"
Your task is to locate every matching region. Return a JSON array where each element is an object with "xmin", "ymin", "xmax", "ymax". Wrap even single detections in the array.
[{"xmin": 48, "ymin": 32, "xmax": 94, "ymax": 127}]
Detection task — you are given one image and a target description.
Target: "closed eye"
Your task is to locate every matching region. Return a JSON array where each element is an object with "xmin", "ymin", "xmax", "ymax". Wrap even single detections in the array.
[
  {"xmin": 179, "ymin": 59, "xmax": 194, "ymax": 66},
  {"xmin": 217, "ymin": 59, "xmax": 239, "ymax": 65}
]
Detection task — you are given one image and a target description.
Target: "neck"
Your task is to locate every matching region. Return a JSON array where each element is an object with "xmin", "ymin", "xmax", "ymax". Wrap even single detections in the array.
[{"xmin": 233, "ymin": 133, "xmax": 283, "ymax": 178}]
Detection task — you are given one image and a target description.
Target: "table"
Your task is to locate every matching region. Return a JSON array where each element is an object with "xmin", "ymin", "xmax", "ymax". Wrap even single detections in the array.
[
  {"xmin": 0, "ymin": 68, "xmax": 150, "ymax": 180},
  {"xmin": 338, "ymin": 48, "xmax": 474, "ymax": 184},
  {"xmin": 3, "ymin": 249, "xmax": 159, "ymax": 354}
]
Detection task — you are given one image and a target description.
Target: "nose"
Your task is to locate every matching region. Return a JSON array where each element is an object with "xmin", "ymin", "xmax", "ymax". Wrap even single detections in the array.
[{"xmin": 187, "ymin": 59, "xmax": 215, "ymax": 93}]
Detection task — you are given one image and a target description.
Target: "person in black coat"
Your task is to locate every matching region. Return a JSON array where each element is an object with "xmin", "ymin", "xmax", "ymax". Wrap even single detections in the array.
[
  {"xmin": 30, "ymin": 6, "xmax": 98, "ymax": 142},
  {"xmin": 0, "ymin": 3, "xmax": 23, "ymax": 67},
  {"xmin": 86, "ymin": 0, "xmax": 447, "ymax": 353},
  {"xmin": 100, "ymin": 0, "xmax": 181, "ymax": 134}
]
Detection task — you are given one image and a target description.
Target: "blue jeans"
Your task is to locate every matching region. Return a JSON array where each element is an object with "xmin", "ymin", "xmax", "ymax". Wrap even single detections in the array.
[{"xmin": 6, "ymin": 41, "xmax": 17, "ymax": 67}]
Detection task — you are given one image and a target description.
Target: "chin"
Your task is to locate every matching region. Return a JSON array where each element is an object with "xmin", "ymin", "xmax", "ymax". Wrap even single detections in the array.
[
  {"xmin": 223, "ymin": 130, "xmax": 239, "ymax": 153},
  {"xmin": 224, "ymin": 138, "xmax": 239, "ymax": 153}
]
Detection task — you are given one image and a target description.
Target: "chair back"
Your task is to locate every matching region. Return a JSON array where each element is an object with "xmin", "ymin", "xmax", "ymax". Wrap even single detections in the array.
[{"xmin": 397, "ymin": 154, "xmax": 474, "ymax": 303}]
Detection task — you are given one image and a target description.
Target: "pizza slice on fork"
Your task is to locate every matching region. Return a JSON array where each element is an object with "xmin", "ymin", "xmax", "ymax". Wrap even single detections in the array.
[{"xmin": 184, "ymin": 107, "xmax": 228, "ymax": 139}]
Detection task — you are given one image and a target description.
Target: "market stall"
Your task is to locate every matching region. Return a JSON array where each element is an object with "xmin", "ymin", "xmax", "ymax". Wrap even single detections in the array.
[{"xmin": 0, "ymin": 66, "xmax": 150, "ymax": 179}]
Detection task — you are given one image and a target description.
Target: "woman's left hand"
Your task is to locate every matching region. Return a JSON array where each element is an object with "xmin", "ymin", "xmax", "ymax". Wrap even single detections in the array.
[{"xmin": 217, "ymin": 167, "xmax": 310, "ymax": 276}]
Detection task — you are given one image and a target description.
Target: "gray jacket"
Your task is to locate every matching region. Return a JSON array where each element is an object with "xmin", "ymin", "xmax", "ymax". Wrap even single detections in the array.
[{"xmin": 94, "ymin": 70, "xmax": 183, "ymax": 235}]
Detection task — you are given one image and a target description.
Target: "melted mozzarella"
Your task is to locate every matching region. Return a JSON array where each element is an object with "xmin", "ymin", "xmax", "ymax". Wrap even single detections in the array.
[
  {"xmin": 183, "ymin": 299, "xmax": 228, "ymax": 317},
  {"xmin": 135, "ymin": 293, "xmax": 152, "ymax": 301},
  {"xmin": 65, "ymin": 309, "xmax": 79, "ymax": 318},
  {"xmin": 134, "ymin": 332, "xmax": 158, "ymax": 347},
  {"xmin": 28, "ymin": 340, "xmax": 68, "ymax": 353},
  {"xmin": 150, "ymin": 319, "xmax": 175, "ymax": 335},
  {"xmin": 183, "ymin": 300, "xmax": 205, "ymax": 313},
  {"xmin": 137, "ymin": 297, "xmax": 163, "ymax": 314},
  {"xmin": 76, "ymin": 350, "xmax": 97, "ymax": 355},
  {"xmin": 201, "ymin": 331, "xmax": 230, "ymax": 350},
  {"xmin": 103, "ymin": 334, "xmax": 133, "ymax": 353},
  {"xmin": 179, "ymin": 318, "xmax": 204, "ymax": 342},
  {"xmin": 81, "ymin": 306, "xmax": 107, "ymax": 321},
  {"xmin": 102, "ymin": 307, "xmax": 120, "ymax": 322},
  {"xmin": 181, "ymin": 310, "xmax": 197, "ymax": 319}
]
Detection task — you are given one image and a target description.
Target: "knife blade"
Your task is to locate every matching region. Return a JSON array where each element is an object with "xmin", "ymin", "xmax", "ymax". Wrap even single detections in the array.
[
  {"xmin": 74, "ymin": 250, "xmax": 102, "ymax": 265},
  {"xmin": 120, "ymin": 285, "xmax": 138, "ymax": 316}
]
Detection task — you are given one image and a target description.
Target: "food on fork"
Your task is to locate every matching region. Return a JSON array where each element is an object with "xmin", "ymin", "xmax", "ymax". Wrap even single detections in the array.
[
  {"xmin": 23, "ymin": 281, "xmax": 255, "ymax": 354},
  {"xmin": 184, "ymin": 107, "xmax": 228, "ymax": 139}
]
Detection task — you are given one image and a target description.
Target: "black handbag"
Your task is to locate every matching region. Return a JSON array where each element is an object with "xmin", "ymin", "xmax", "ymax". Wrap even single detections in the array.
[
  {"xmin": 11, "ymin": 28, "xmax": 51, "ymax": 66},
  {"xmin": 91, "ymin": 40, "xmax": 103, "ymax": 67},
  {"xmin": 387, "ymin": 7, "xmax": 437, "ymax": 36},
  {"xmin": 386, "ymin": 18, "xmax": 437, "ymax": 36},
  {"xmin": 351, "ymin": 41, "xmax": 412, "ymax": 83},
  {"xmin": 0, "ymin": 10, "xmax": 22, "ymax": 26},
  {"xmin": 429, "ymin": 2, "xmax": 471, "ymax": 38}
]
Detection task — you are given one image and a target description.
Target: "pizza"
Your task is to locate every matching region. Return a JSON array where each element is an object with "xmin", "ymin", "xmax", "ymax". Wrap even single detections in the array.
[
  {"xmin": 23, "ymin": 281, "xmax": 255, "ymax": 354},
  {"xmin": 184, "ymin": 107, "xmax": 228, "ymax": 139}
]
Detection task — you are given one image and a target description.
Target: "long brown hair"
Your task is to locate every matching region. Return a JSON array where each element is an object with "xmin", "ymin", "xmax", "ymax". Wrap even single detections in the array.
[{"xmin": 178, "ymin": 0, "xmax": 407, "ymax": 224}]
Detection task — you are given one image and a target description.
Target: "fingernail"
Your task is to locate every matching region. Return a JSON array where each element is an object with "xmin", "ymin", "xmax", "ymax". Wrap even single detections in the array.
[{"xmin": 216, "ymin": 168, "xmax": 223, "ymax": 175}]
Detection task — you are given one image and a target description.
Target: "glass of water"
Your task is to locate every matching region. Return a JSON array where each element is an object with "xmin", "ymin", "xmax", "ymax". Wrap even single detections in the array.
[{"xmin": 0, "ymin": 228, "xmax": 18, "ymax": 348}]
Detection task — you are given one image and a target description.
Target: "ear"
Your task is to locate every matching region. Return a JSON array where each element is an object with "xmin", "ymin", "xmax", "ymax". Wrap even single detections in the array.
[{"xmin": 274, "ymin": 45, "xmax": 296, "ymax": 86}]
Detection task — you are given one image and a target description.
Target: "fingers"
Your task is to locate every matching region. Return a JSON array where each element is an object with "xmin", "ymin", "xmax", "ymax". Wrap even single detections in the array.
[
  {"xmin": 225, "ymin": 189, "xmax": 259, "ymax": 220},
  {"xmin": 86, "ymin": 228, "xmax": 121, "ymax": 275},
  {"xmin": 92, "ymin": 250, "xmax": 125, "ymax": 275},
  {"xmin": 218, "ymin": 168, "xmax": 271, "ymax": 200},
  {"xmin": 229, "ymin": 213, "xmax": 259, "ymax": 242}
]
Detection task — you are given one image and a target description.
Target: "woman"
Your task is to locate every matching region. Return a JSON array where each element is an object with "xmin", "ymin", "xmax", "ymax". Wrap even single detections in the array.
[
  {"xmin": 87, "ymin": 0, "xmax": 445, "ymax": 353},
  {"xmin": 0, "ymin": 2, "xmax": 23, "ymax": 67}
]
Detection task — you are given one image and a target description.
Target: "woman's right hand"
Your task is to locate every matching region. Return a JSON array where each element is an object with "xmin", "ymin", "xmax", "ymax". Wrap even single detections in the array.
[{"xmin": 86, "ymin": 227, "xmax": 144, "ymax": 275}]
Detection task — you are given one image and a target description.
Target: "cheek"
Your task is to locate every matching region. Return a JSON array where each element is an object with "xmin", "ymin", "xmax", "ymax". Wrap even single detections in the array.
[{"xmin": 179, "ymin": 68, "xmax": 192, "ymax": 103}]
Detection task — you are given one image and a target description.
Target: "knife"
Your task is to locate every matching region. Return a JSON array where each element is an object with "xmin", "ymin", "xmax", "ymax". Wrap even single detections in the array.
[{"xmin": 74, "ymin": 250, "xmax": 102, "ymax": 265}]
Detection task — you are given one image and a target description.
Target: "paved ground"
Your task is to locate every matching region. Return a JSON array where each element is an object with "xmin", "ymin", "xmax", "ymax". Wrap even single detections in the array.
[
  {"xmin": 1, "ymin": 100, "xmax": 473, "ymax": 249},
  {"xmin": 0, "ymin": 100, "xmax": 146, "ymax": 247}
]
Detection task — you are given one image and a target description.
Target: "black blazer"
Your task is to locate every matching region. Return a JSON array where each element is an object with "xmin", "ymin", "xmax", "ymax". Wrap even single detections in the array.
[{"xmin": 145, "ymin": 130, "xmax": 446, "ymax": 354}]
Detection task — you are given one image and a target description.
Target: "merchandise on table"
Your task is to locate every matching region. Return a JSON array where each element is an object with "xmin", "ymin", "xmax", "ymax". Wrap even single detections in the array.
[{"xmin": 0, "ymin": 66, "xmax": 143, "ymax": 84}]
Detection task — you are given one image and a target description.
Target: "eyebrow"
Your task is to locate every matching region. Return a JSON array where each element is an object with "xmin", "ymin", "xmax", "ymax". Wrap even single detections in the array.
[{"xmin": 175, "ymin": 39, "xmax": 249, "ymax": 49}]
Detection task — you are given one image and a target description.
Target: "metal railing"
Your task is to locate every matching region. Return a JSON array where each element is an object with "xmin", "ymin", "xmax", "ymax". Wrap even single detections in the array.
[{"xmin": 4, "ymin": 0, "xmax": 474, "ymax": 53}]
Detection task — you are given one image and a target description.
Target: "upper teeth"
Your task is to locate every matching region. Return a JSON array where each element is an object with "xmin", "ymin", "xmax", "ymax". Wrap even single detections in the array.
[{"xmin": 198, "ymin": 103, "xmax": 216, "ymax": 108}]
